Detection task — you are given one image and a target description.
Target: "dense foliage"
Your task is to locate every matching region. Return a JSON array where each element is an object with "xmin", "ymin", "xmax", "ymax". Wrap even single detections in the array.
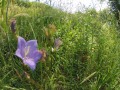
[
  {"xmin": 109, "ymin": 0, "xmax": 120, "ymax": 23},
  {"xmin": 0, "ymin": 1, "xmax": 120, "ymax": 90}
]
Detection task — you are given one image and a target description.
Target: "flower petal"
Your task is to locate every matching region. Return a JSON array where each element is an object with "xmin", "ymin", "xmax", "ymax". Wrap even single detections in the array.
[
  {"xmin": 15, "ymin": 49, "xmax": 23, "ymax": 59},
  {"xmin": 25, "ymin": 40, "xmax": 38, "ymax": 56},
  {"xmin": 15, "ymin": 36, "xmax": 26, "ymax": 58},
  {"xmin": 31, "ymin": 50, "xmax": 42, "ymax": 63},
  {"xmin": 18, "ymin": 36, "xmax": 26, "ymax": 49},
  {"xmin": 23, "ymin": 58, "xmax": 36, "ymax": 70},
  {"xmin": 26, "ymin": 40, "xmax": 37, "ymax": 49}
]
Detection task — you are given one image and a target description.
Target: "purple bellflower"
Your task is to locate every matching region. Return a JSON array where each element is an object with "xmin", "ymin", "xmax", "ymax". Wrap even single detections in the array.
[
  {"xmin": 15, "ymin": 36, "xmax": 42, "ymax": 70},
  {"xmin": 54, "ymin": 38, "xmax": 62, "ymax": 50},
  {"xmin": 10, "ymin": 19, "xmax": 16, "ymax": 33}
]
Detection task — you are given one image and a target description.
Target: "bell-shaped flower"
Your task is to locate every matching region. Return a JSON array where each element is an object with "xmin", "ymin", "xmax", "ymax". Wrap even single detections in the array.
[
  {"xmin": 10, "ymin": 19, "xmax": 16, "ymax": 33},
  {"xmin": 15, "ymin": 36, "xmax": 42, "ymax": 70},
  {"xmin": 54, "ymin": 38, "xmax": 63, "ymax": 50}
]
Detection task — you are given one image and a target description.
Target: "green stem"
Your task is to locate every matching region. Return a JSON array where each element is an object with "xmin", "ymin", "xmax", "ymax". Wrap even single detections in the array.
[{"xmin": 6, "ymin": 0, "xmax": 10, "ymax": 25}]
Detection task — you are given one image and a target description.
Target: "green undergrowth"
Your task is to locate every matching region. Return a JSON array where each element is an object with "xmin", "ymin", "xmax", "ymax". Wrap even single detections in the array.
[{"xmin": 0, "ymin": 1, "xmax": 120, "ymax": 90}]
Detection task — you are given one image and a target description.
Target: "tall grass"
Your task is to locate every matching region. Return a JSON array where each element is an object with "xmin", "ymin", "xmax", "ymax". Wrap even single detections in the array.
[{"xmin": 0, "ymin": 1, "xmax": 120, "ymax": 90}]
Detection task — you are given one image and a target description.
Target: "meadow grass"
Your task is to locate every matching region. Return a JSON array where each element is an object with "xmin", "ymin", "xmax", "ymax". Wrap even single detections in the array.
[{"xmin": 0, "ymin": 1, "xmax": 120, "ymax": 90}]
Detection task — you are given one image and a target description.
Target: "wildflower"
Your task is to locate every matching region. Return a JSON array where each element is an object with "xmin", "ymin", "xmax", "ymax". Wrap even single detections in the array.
[
  {"xmin": 44, "ymin": 24, "xmax": 56, "ymax": 37},
  {"xmin": 15, "ymin": 36, "xmax": 42, "ymax": 70},
  {"xmin": 48, "ymin": 24, "xmax": 56, "ymax": 33},
  {"xmin": 10, "ymin": 19, "xmax": 16, "ymax": 33},
  {"xmin": 52, "ymin": 38, "xmax": 63, "ymax": 52},
  {"xmin": 54, "ymin": 38, "xmax": 63, "ymax": 50}
]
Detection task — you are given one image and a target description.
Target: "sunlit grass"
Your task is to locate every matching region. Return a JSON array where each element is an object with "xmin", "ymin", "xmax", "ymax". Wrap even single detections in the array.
[{"xmin": 0, "ymin": 1, "xmax": 120, "ymax": 90}]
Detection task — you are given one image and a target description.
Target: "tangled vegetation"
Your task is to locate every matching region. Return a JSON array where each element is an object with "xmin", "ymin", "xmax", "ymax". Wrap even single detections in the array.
[{"xmin": 0, "ymin": 1, "xmax": 120, "ymax": 90}]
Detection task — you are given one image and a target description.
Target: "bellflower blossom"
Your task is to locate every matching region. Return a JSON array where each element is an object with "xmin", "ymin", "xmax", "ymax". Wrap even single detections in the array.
[
  {"xmin": 10, "ymin": 19, "xmax": 16, "ymax": 33},
  {"xmin": 15, "ymin": 36, "xmax": 42, "ymax": 70},
  {"xmin": 54, "ymin": 38, "xmax": 62, "ymax": 50}
]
